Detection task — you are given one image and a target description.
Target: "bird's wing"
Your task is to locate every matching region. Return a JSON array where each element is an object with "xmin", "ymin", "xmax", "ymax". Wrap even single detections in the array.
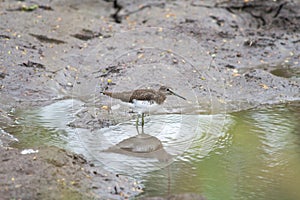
[
  {"xmin": 102, "ymin": 91, "xmax": 132, "ymax": 102},
  {"xmin": 129, "ymin": 89, "xmax": 157, "ymax": 102}
]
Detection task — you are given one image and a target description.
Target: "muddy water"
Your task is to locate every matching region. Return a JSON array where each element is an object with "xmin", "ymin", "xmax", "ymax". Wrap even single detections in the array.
[
  {"xmin": 8, "ymin": 100, "xmax": 300, "ymax": 200},
  {"xmin": 139, "ymin": 102, "xmax": 300, "ymax": 200}
]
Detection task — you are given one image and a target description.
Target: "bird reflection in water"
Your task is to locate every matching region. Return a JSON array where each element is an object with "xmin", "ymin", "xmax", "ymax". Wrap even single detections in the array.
[{"xmin": 103, "ymin": 132, "xmax": 173, "ymax": 162}]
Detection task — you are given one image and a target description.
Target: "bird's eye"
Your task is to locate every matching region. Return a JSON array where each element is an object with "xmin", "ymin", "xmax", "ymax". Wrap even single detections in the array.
[{"xmin": 166, "ymin": 88, "xmax": 170, "ymax": 91}]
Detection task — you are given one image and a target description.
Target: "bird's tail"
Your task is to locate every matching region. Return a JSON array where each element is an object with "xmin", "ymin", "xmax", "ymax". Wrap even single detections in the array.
[{"xmin": 101, "ymin": 91, "xmax": 113, "ymax": 97}]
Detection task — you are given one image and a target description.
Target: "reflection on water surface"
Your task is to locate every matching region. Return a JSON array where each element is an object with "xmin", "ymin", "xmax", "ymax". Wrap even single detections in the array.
[{"xmin": 6, "ymin": 100, "xmax": 300, "ymax": 200}]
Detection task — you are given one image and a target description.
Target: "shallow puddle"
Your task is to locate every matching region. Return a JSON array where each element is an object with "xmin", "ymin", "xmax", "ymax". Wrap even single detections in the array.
[
  {"xmin": 6, "ymin": 99, "xmax": 300, "ymax": 200},
  {"xmin": 139, "ymin": 101, "xmax": 300, "ymax": 200}
]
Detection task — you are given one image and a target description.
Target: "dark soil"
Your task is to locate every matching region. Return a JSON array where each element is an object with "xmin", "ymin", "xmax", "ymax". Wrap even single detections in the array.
[{"xmin": 0, "ymin": 146, "xmax": 141, "ymax": 200}]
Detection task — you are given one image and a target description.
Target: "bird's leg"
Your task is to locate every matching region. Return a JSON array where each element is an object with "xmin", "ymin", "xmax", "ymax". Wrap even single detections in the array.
[
  {"xmin": 136, "ymin": 114, "xmax": 140, "ymax": 134},
  {"xmin": 141, "ymin": 112, "xmax": 145, "ymax": 134}
]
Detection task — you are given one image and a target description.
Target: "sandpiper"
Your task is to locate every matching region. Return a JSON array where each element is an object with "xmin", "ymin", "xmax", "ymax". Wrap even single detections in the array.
[{"xmin": 102, "ymin": 86, "xmax": 186, "ymax": 133}]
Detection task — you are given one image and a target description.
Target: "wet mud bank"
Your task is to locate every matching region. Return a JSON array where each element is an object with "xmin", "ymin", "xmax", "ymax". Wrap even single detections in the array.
[
  {"xmin": 0, "ymin": 0, "xmax": 300, "ymax": 199},
  {"xmin": 0, "ymin": 146, "xmax": 141, "ymax": 199}
]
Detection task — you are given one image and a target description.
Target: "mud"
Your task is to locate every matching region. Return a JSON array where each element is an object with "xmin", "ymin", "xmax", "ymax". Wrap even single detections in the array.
[{"xmin": 0, "ymin": 0, "xmax": 299, "ymax": 199}]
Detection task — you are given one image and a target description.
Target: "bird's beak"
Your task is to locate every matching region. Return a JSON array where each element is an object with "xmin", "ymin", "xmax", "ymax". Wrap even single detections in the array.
[{"xmin": 169, "ymin": 90, "xmax": 187, "ymax": 100}]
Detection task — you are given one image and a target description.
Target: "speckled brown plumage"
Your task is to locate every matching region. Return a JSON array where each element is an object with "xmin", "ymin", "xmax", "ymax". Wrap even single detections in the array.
[
  {"xmin": 102, "ymin": 86, "xmax": 186, "ymax": 106},
  {"xmin": 102, "ymin": 87, "xmax": 167, "ymax": 104},
  {"xmin": 102, "ymin": 86, "xmax": 186, "ymax": 134}
]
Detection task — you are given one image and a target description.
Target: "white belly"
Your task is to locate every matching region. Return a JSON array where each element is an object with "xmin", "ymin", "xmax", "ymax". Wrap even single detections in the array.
[{"xmin": 131, "ymin": 99, "xmax": 159, "ymax": 114}]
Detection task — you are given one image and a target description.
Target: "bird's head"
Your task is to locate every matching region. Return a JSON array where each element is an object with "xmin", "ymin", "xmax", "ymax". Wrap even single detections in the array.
[{"xmin": 158, "ymin": 86, "xmax": 186, "ymax": 100}]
